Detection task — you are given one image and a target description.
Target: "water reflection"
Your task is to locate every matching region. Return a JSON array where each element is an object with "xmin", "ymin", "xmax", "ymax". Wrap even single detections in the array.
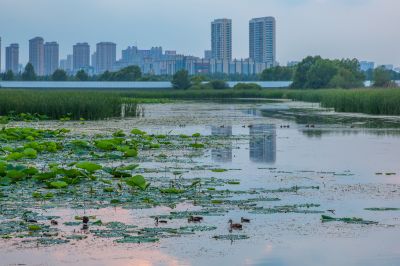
[
  {"xmin": 249, "ymin": 124, "xmax": 277, "ymax": 163},
  {"xmin": 211, "ymin": 126, "xmax": 233, "ymax": 162}
]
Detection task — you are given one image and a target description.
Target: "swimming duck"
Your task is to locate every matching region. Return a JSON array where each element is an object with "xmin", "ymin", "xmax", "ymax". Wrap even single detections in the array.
[
  {"xmin": 327, "ymin": 209, "xmax": 336, "ymax": 215},
  {"xmin": 241, "ymin": 217, "xmax": 251, "ymax": 223},
  {"xmin": 228, "ymin": 219, "xmax": 243, "ymax": 230},
  {"xmin": 188, "ymin": 216, "xmax": 203, "ymax": 223},
  {"xmin": 82, "ymin": 216, "xmax": 89, "ymax": 224},
  {"xmin": 155, "ymin": 217, "xmax": 168, "ymax": 226}
]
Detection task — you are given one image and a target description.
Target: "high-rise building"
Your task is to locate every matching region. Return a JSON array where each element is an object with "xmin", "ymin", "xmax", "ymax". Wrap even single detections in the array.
[
  {"xmin": 60, "ymin": 54, "xmax": 73, "ymax": 72},
  {"xmin": 211, "ymin": 19, "xmax": 232, "ymax": 60},
  {"xmin": 29, "ymin": 37, "xmax": 45, "ymax": 75},
  {"xmin": 359, "ymin": 61, "xmax": 375, "ymax": 72},
  {"xmin": 95, "ymin": 42, "xmax": 116, "ymax": 73},
  {"xmin": 204, "ymin": 50, "xmax": 212, "ymax": 60},
  {"xmin": 44, "ymin": 42, "xmax": 59, "ymax": 75},
  {"xmin": 249, "ymin": 17, "xmax": 276, "ymax": 66},
  {"xmin": 73, "ymin": 43, "xmax": 90, "ymax": 71},
  {"xmin": 5, "ymin": 43, "xmax": 19, "ymax": 74},
  {"xmin": 0, "ymin": 37, "xmax": 2, "ymax": 73},
  {"xmin": 91, "ymin": 52, "xmax": 97, "ymax": 69}
]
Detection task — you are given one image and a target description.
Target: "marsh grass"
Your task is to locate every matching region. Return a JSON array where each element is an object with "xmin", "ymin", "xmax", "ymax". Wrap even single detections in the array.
[
  {"xmin": 1, "ymin": 87, "xmax": 400, "ymax": 118},
  {"xmin": 0, "ymin": 89, "xmax": 136, "ymax": 120}
]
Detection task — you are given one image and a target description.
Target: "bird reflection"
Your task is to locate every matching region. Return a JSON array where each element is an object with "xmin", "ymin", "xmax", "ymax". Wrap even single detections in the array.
[{"xmin": 249, "ymin": 124, "xmax": 276, "ymax": 163}]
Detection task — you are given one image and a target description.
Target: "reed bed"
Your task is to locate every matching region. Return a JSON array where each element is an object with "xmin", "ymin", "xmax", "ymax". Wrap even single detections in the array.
[{"xmin": 0, "ymin": 89, "xmax": 134, "ymax": 120}]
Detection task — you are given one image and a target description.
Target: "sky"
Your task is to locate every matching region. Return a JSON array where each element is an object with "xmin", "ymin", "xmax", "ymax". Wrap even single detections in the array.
[{"xmin": 0, "ymin": 0, "xmax": 399, "ymax": 68}]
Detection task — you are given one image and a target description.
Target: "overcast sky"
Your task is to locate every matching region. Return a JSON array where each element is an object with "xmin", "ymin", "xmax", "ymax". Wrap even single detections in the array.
[{"xmin": 1, "ymin": 0, "xmax": 399, "ymax": 67}]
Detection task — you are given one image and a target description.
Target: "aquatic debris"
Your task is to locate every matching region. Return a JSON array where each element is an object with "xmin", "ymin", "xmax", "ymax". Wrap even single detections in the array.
[
  {"xmin": 364, "ymin": 208, "xmax": 400, "ymax": 211},
  {"xmin": 66, "ymin": 234, "xmax": 88, "ymax": 240},
  {"xmin": 115, "ymin": 236, "xmax": 159, "ymax": 243},
  {"xmin": 159, "ymin": 187, "xmax": 185, "ymax": 194},
  {"xmin": 213, "ymin": 234, "xmax": 249, "ymax": 241},
  {"xmin": 321, "ymin": 215, "xmax": 378, "ymax": 225}
]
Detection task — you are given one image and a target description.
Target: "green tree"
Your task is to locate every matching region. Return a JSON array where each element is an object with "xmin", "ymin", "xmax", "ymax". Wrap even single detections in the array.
[
  {"xmin": 22, "ymin": 63, "xmax": 37, "ymax": 81},
  {"xmin": 98, "ymin": 71, "xmax": 111, "ymax": 81},
  {"xmin": 208, "ymin": 80, "xmax": 229, "ymax": 90},
  {"xmin": 52, "ymin": 69, "xmax": 68, "ymax": 81},
  {"xmin": 291, "ymin": 56, "xmax": 364, "ymax": 89},
  {"xmin": 3, "ymin": 70, "xmax": 15, "ymax": 81},
  {"xmin": 75, "ymin": 70, "xmax": 89, "ymax": 81},
  {"xmin": 261, "ymin": 66, "xmax": 294, "ymax": 81},
  {"xmin": 305, "ymin": 59, "xmax": 338, "ymax": 89},
  {"xmin": 373, "ymin": 67, "xmax": 393, "ymax": 87},
  {"xmin": 111, "ymin": 65, "xmax": 142, "ymax": 81},
  {"xmin": 171, "ymin": 70, "xmax": 191, "ymax": 90},
  {"xmin": 233, "ymin": 83, "xmax": 262, "ymax": 90},
  {"xmin": 191, "ymin": 75, "xmax": 206, "ymax": 86}
]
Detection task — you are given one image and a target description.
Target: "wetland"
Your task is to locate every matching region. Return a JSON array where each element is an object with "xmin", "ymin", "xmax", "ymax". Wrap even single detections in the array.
[{"xmin": 1, "ymin": 100, "xmax": 400, "ymax": 266}]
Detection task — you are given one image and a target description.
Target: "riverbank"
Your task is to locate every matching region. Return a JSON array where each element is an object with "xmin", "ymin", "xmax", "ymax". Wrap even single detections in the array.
[
  {"xmin": 120, "ymin": 88, "xmax": 400, "ymax": 116},
  {"xmin": 1, "ymin": 88, "xmax": 400, "ymax": 118}
]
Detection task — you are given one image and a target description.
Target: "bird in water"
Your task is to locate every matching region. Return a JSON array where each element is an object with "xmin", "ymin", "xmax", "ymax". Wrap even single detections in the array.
[
  {"xmin": 155, "ymin": 217, "xmax": 168, "ymax": 226},
  {"xmin": 228, "ymin": 219, "xmax": 243, "ymax": 230},
  {"xmin": 241, "ymin": 217, "xmax": 250, "ymax": 223},
  {"xmin": 327, "ymin": 209, "xmax": 336, "ymax": 215},
  {"xmin": 188, "ymin": 216, "xmax": 203, "ymax": 223},
  {"xmin": 82, "ymin": 216, "xmax": 89, "ymax": 224}
]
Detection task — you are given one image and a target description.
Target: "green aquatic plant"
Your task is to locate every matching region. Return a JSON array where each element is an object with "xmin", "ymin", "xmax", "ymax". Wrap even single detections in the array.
[
  {"xmin": 130, "ymin": 128, "xmax": 147, "ymax": 136},
  {"xmin": 321, "ymin": 215, "xmax": 378, "ymax": 225},
  {"xmin": 125, "ymin": 175, "xmax": 150, "ymax": 191},
  {"xmin": 76, "ymin": 162, "xmax": 102, "ymax": 173},
  {"xmin": 48, "ymin": 181, "xmax": 68, "ymax": 189},
  {"xmin": 364, "ymin": 208, "xmax": 400, "ymax": 211},
  {"xmin": 211, "ymin": 168, "xmax": 228, "ymax": 173}
]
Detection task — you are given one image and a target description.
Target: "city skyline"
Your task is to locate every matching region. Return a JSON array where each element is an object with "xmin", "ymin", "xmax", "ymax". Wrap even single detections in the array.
[{"xmin": 0, "ymin": 0, "xmax": 399, "ymax": 69}]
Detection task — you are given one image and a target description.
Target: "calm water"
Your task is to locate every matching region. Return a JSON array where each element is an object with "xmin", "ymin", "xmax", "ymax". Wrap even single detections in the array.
[{"xmin": 2, "ymin": 101, "xmax": 400, "ymax": 266}]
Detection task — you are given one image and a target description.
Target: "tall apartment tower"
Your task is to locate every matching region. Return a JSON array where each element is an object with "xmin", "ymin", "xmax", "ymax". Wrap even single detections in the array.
[
  {"xmin": 29, "ymin": 37, "xmax": 45, "ymax": 75},
  {"xmin": 95, "ymin": 42, "xmax": 116, "ymax": 74},
  {"xmin": 5, "ymin": 43, "xmax": 19, "ymax": 74},
  {"xmin": 0, "ymin": 37, "xmax": 2, "ymax": 73},
  {"xmin": 44, "ymin": 42, "xmax": 59, "ymax": 75},
  {"xmin": 211, "ymin": 19, "xmax": 232, "ymax": 61},
  {"xmin": 73, "ymin": 43, "xmax": 90, "ymax": 71},
  {"xmin": 249, "ymin": 17, "xmax": 276, "ymax": 66}
]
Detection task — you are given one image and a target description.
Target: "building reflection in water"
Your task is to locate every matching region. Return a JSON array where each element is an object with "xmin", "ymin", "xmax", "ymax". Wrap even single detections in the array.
[
  {"xmin": 249, "ymin": 124, "xmax": 277, "ymax": 163},
  {"xmin": 211, "ymin": 125, "xmax": 233, "ymax": 163}
]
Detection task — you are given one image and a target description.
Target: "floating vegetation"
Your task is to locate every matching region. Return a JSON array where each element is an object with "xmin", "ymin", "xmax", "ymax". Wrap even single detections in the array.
[
  {"xmin": 0, "ymin": 121, "xmax": 395, "ymax": 249},
  {"xmin": 212, "ymin": 235, "xmax": 249, "ymax": 241},
  {"xmin": 115, "ymin": 236, "xmax": 159, "ymax": 244},
  {"xmin": 321, "ymin": 215, "xmax": 378, "ymax": 225},
  {"xmin": 364, "ymin": 208, "xmax": 400, "ymax": 211}
]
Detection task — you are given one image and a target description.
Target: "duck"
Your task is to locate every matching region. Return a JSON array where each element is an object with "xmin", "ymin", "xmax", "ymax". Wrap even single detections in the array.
[
  {"xmin": 188, "ymin": 215, "xmax": 203, "ymax": 223},
  {"xmin": 241, "ymin": 217, "xmax": 251, "ymax": 223},
  {"xmin": 51, "ymin": 220, "xmax": 58, "ymax": 226},
  {"xmin": 228, "ymin": 219, "xmax": 243, "ymax": 230},
  {"xmin": 154, "ymin": 217, "xmax": 168, "ymax": 226},
  {"xmin": 327, "ymin": 209, "xmax": 336, "ymax": 215},
  {"xmin": 82, "ymin": 216, "xmax": 89, "ymax": 224}
]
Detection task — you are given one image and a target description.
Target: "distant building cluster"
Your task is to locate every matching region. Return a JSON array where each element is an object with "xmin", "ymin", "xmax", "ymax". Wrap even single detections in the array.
[
  {"xmin": 0, "ymin": 17, "xmax": 277, "ymax": 76},
  {"xmin": 1, "ymin": 17, "xmax": 396, "ymax": 77}
]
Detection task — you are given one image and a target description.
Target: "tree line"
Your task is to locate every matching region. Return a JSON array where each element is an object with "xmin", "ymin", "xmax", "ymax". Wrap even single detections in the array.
[
  {"xmin": 0, "ymin": 63, "xmax": 145, "ymax": 82},
  {"xmin": 1, "ymin": 56, "xmax": 398, "ymax": 89}
]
